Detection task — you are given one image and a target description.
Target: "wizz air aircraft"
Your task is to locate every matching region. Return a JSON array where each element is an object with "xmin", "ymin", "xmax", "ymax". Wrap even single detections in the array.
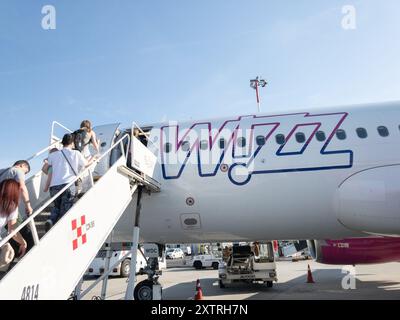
[
  {"xmin": 108, "ymin": 100, "xmax": 399, "ymax": 265},
  {"xmin": 1, "ymin": 100, "xmax": 399, "ymax": 299}
]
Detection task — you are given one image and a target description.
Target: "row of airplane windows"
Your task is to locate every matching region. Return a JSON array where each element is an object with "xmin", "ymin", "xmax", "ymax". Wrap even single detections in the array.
[{"xmin": 163, "ymin": 125, "xmax": 392, "ymax": 153}]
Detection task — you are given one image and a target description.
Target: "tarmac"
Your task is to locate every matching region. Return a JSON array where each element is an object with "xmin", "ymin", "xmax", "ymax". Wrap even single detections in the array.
[{"xmin": 81, "ymin": 259, "xmax": 400, "ymax": 300}]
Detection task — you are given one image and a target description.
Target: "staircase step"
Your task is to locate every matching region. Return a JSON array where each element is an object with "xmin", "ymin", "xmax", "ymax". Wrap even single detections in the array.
[
  {"xmin": 35, "ymin": 212, "xmax": 51, "ymax": 223},
  {"xmin": 34, "ymin": 212, "xmax": 51, "ymax": 238},
  {"xmin": 35, "ymin": 221, "xmax": 47, "ymax": 238}
]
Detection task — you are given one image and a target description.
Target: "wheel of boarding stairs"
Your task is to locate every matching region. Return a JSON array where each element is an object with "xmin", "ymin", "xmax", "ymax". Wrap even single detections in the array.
[
  {"xmin": 265, "ymin": 281, "xmax": 273, "ymax": 288},
  {"xmin": 67, "ymin": 293, "xmax": 77, "ymax": 300},
  {"xmin": 134, "ymin": 280, "xmax": 154, "ymax": 300},
  {"xmin": 120, "ymin": 259, "xmax": 131, "ymax": 278}
]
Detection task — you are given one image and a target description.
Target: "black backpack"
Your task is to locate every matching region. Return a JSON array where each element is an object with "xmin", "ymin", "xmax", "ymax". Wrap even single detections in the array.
[{"xmin": 72, "ymin": 129, "xmax": 89, "ymax": 152}]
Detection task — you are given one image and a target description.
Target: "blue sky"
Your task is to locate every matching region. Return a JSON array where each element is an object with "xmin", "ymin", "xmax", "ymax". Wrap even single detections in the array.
[{"xmin": 1, "ymin": 0, "xmax": 400, "ymax": 168}]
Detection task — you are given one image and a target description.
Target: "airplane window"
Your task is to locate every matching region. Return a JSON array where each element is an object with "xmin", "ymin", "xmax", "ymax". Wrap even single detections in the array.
[
  {"xmin": 295, "ymin": 132, "xmax": 306, "ymax": 143},
  {"xmin": 237, "ymin": 137, "xmax": 246, "ymax": 148},
  {"xmin": 316, "ymin": 131, "xmax": 326, "ymax": 142},
  {"xmin": 219, "ymin": 138, "xmax": 226, "ymax": 149},
  {"xmin": 164, "ymin": 143, "xmax": 172, "ymax": 153},
  {"xmin": 356, "ymin": 128, "xmax": 368, "ymax": 139},
  {"xmin": 256, "ymin": 135, "xmax": 266, "ymax": 146},
  {"xmin": 336, "ymin": 129, "xmax": 347, "ymax": 140},
  {"xmin": 275, "ymin": 134, "xmax": 285, "ymax": 145},
  {"xmin": 377, "ymin": 126, "xmax": 389, "ymax": 137},
  {"xmin": 181, "ymin": 141, "xmax": 190, "ymax": 151},
  {"xmin": 200, "ymin": 140, "xmax": 208, "ymax": 150}
]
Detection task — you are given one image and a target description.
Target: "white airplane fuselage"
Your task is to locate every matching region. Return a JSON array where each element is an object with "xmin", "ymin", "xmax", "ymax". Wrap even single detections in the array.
[{"xmin": 112, "ymin": 101, "xmax": 400, "ymax": 243}]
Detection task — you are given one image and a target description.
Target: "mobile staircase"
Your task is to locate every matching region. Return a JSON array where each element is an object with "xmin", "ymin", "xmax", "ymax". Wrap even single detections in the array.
[{"xmin": 0, "ymin": 122, "xmax": 160, "ymax": 300}]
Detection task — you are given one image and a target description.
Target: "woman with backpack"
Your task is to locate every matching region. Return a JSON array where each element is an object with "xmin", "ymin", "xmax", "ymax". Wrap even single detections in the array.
[
  {"xmin": 72, "ymin": 121, "xmax": 100, "ymax": 194},
  {"xmin": 75, "ymin": 120, "xmax": 100, "ymax": 159}
]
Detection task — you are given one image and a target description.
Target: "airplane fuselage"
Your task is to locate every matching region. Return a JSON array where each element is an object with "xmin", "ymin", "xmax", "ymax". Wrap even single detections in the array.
[{"xmin": 113, "ymin": 101, "xmax": 400, "ymax": 243}]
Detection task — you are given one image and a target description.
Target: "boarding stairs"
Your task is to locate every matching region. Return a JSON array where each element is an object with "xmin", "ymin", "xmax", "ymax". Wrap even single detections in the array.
[{"xmin": 0, "ymin": 122, "xmax": 160, "ymax": 300}]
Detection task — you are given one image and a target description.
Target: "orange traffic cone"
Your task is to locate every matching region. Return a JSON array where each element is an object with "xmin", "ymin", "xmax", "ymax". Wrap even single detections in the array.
[
  {"xmin": 194, "ymin": 279, "xmax": 203, "ymax": 300},
  {"xmin": 306, "ymin": 264, "xmax": 315, "ymax": 283}
]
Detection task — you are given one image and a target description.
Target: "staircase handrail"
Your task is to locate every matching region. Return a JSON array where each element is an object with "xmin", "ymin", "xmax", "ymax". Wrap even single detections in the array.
[{"xmin": 0, "ymin": 134, "xmax": 131, "ymax": 249}]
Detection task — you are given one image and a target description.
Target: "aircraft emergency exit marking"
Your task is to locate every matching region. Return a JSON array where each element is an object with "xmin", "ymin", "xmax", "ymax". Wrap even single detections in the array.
[{"xmin": 160, "ymin": 112, "xmax": 353, "ymax": 185}]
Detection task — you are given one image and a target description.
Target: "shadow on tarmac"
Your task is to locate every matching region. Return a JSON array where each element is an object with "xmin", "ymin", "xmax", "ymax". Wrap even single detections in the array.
[{"xmin": 162, "ymin": 268, "xmax": 400, "ymax": 300}]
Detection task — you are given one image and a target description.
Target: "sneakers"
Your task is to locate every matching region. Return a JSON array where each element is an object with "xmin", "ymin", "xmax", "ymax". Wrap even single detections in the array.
[{"xmin": 44, "ymin": 219, "xmax": 53, "ymax": 232}]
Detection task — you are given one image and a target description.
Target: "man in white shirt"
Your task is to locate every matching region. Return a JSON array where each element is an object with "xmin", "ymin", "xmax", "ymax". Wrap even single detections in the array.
[{"xmin": 45, "ymin": 134, "xmax": 96, "ymax": 230}]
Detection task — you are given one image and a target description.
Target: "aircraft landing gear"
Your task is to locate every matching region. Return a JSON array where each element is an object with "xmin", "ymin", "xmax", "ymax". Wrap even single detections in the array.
[
  {"xmin": 134, "ymin": 277, "xmax": 162, "ymax": 300},
  {"xmin": 134, "ymin": 257, "xmax": 162, "ymax": 300},
  {"xmin": 134, "ymin": 279, "xmax": 155, "ymax": 300},
  {"xmin": 124, "ymin": 184, "xmax": 164, "ymax": 301}
]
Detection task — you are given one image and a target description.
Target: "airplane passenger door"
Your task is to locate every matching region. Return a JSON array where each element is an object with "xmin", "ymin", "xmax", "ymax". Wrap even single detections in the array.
[
  {"xmin": 130, "ymin": 135, "xmax": 158, "ymax": 180},
  {"xmin": 92, "ymin": 123, "xmax": 121, "ymax": 177}
]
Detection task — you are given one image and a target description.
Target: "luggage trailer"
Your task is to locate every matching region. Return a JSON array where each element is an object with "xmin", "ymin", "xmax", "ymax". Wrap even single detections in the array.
[{"xmin": 218, "ymin": 242, "xmax": 277, "ymax": 288}]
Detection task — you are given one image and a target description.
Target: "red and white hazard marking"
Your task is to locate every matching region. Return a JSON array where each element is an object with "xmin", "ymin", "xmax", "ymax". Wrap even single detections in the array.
[{"xmin": 71, "ymin": 215, "xmax": 87, "ymax": 251}]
